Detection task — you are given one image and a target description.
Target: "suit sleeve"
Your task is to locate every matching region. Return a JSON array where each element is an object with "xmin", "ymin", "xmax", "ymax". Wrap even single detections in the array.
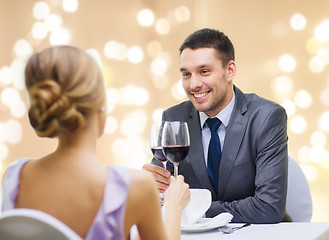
[{"xmin": 207, "ymin": 105, "xmax": 289, "ymax": 223}]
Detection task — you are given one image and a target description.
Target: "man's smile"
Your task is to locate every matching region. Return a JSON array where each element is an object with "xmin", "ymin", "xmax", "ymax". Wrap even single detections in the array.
[{"xmin": 191, "ymin": 91, "xmax": 210, "ymax": 101}]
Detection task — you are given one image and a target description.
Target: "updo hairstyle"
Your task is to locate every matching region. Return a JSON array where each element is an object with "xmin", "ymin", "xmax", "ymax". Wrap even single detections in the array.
[{"xmin": 25, "ymin": 46, "xmax": 105, "ymax": 138}]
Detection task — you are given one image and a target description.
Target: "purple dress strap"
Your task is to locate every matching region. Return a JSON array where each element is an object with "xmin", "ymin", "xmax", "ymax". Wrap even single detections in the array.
[{"xmin": 86, "ymin": 165, "xmax": 130, "ymax": 240}]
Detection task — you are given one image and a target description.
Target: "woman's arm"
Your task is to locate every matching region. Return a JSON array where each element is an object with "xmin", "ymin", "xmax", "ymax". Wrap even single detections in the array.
[{"xmin": 125, "ymin": 170, "xmax": 189, "ymax": 240}]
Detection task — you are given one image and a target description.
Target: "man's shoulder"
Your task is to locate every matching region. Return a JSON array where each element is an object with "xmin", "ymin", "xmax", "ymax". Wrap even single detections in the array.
[
  {"xmin": 244, "ymin": 92, "xmax": 284, "ymax": 113},
  {"xmin": 163, "ymin": 100, "xmax": 195, "ymax": 120},
  {"xmin": 165, "ymin": 100, "xmax": 194, "ymax": 113}
]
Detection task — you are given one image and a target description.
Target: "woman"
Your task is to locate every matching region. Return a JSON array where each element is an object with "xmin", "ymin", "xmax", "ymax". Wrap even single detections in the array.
[{"xmin": 1, "ymin": 46, "xmax": 190, "ymax": 240}]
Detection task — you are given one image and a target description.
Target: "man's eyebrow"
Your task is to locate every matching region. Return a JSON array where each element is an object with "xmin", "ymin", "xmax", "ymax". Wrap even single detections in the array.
[
  {"xmin": 199, "ymin": 64, "xmax": 210, "ymax": 69},
  {"xmin": 180, "ymin": 64, "xmax": 210, "ymax": 72}
]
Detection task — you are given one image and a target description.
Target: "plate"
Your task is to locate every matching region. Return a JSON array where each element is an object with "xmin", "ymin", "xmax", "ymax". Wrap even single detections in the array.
[{"xmin": 181, "ymin": 212, "xmax": 233, "ymax": 233}]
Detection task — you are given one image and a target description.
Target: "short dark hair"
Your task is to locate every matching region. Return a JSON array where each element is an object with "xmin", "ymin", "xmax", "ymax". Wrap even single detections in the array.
[{"xmin": 179, "ymin": 28, "xmax": 235, "ymax": 66}]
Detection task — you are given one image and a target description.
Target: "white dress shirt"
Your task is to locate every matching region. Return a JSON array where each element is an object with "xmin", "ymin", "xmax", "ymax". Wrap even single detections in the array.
[{"xmin": 199, "ymin": 92, "xmax": 235, "ymax": 167}]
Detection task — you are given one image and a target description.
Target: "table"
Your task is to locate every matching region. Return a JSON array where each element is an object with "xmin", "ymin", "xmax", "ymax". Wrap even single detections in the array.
[{"xmin": 181, "ymin": 222, "xmax": 329, "ymax": 240}]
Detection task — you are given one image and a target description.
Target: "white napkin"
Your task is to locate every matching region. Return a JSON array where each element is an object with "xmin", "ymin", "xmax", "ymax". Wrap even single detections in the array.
[
  {"xmin": 180, "ymin": 189, "xmax": 211, "ymax": 227},
  {"xmin": 181, "ymin": 212, "xmax": 233, "ymax": 230},
  {"xmin": 162, "ymin": 188, "xmax": 233, "ymax": 230}
]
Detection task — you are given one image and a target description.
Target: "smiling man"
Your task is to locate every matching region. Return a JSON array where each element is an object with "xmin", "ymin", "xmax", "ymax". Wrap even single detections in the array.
[{"xmin": 144, "ymin": 28, "xmax": 291, "ymax": 223}]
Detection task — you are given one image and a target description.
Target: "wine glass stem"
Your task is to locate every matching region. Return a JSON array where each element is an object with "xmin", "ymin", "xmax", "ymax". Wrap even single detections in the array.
[
  {"xmin": 173, "ymin": 163, "xmax": 179, "ymax": 178},
  {"xmin": 162, "ymin": 161, "xmax": 167, "ymax": 169}
]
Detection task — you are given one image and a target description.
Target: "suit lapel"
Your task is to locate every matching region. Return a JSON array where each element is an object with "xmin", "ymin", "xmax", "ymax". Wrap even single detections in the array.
[
  {"xmin": 218, "ymin": 86, "xmax": 248, "ymax": 199},
  {"xmin": 187, "ymin": 107, "xmax": 217, "ymax": 195}
]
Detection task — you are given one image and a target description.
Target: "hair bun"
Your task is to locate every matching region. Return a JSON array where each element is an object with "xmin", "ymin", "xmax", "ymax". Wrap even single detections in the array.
[{"xmin": 28, "ymin": 80, "xmax": 85, "ymax": 137}]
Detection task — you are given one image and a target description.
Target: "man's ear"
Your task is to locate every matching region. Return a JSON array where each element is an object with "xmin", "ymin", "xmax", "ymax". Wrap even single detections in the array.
[{"xmin": 226, "ymin": 60, "xmax": 236, "ymax": 81}]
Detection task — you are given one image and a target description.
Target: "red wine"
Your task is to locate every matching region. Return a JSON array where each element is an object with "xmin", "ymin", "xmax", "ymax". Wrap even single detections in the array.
[
  {"xmin": 151, "ymin": 147, "xmax": 167, "ymax": 162},
  {"xmin": 162, "ymin": 145, "xmax": 189, "ymax": 164}
]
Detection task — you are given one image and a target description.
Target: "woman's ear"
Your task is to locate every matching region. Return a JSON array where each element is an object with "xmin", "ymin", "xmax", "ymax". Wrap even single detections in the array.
[{"xmin": 97, "ymin": 107, "xmax": 106, "ymax": 138}]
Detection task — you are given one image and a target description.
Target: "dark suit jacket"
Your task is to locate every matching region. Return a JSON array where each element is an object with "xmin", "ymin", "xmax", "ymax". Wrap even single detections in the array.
[{"xmin": 152, "ymin": 86, "xmax": 291, "ymax": 223}]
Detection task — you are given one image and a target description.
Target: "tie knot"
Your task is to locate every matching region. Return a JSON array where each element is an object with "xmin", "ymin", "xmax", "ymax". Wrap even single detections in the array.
[{"xmin": 206, "ymin": 118, "xmax": 221, "ymax": 132}]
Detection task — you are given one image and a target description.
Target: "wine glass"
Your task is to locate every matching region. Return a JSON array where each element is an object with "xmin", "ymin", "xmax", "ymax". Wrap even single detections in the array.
[
  {"xmin": 162, "ymin": 121, "xmax": 190, "ymax": 177},
  {"xmin": 150, "ymin": 121, "xmax": 167, "ymax": 204}
]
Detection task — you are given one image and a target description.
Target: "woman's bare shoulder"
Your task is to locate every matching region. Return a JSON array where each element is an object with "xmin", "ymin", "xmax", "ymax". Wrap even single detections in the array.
[{"xmin": 128, "ymin": 168, "xmax": 155, "ymax": 190}]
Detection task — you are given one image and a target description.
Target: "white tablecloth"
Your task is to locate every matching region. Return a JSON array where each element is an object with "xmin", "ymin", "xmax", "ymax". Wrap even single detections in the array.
[{"xmin": 181, "ymin": 222, "xmax": 329, "ymax": 240}]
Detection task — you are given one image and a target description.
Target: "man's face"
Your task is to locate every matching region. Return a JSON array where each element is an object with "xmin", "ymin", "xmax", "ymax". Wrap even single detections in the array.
[{"xmin": 180, "ymin": 47, "xmax": 235, "ymax": 117}]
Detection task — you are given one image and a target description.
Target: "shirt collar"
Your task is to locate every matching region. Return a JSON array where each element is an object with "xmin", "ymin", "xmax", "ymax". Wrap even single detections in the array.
[{"xmin": 199, "ymin": 91, "xmax": 236, "ymax": 129}]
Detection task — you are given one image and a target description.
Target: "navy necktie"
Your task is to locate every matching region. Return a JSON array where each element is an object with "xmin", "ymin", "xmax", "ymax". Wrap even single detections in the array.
[{"xmin": 206, "ymin": 118, "xmax": 222, "ymax": 192}]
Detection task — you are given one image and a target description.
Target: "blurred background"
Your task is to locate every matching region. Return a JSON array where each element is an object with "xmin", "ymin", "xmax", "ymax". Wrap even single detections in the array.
[{"xmin": 0, "ymin": 0, "xmax": 329, "ymax": 222}]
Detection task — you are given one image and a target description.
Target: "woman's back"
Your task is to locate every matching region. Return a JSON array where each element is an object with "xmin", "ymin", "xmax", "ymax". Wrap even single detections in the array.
[
  {"xmin": 17, "ymin": 153, "xmax": 107, "ymax": 238},
  {"xmin": 2, "ymin": 154, "xmax": 133, "ymax": 239}
]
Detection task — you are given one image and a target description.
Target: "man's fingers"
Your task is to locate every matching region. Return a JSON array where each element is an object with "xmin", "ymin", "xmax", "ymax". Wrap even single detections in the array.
[
  {"xmin": 143, "ymin": 164, "xmax": 171, "ymax": 190},
  {"xmin": 143, "ymin": 164, "xmax": 171, "ymax": 179}
]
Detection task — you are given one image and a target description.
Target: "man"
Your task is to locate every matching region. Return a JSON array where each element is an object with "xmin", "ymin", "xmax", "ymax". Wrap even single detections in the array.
[{"xmin": 144, "ymin": 28, "xmax": 291, "ymax": 223}]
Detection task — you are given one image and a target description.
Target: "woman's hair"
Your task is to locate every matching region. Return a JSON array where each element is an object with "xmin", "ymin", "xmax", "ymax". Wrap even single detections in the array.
[
  {"xmin": 179, "ymin": 28, "xmax": 235, "ymax": 67},
  {"xmin": 25, "ymin": 45, "xmax": 105, "ymax": 138}
]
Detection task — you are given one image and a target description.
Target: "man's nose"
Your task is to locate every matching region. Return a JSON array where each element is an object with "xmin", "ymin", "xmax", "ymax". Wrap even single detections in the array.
[{"xmin": 189, "ymin": 75, "xmax": 202, "ymax": 90}]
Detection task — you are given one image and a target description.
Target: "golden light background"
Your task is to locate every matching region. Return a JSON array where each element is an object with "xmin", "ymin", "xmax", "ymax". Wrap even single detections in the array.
[{"xmin": 0, "ymin": 0, "xmax": 328, "ymax": 222}]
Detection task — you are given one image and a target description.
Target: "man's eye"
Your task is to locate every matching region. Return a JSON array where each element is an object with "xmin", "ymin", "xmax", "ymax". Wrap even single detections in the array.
[
  {"xmin": 201, "ymin": 70, "xmax": 209, "ymax": 74},
  {"xmin": 182, "ymin": 73, "xmax": 190, "ymax": 78}
]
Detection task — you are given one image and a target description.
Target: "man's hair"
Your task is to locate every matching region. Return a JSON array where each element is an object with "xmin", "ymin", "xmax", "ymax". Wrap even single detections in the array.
[{"xmin": 179, "ymin": 28, "xmax": 235, "ymax": 66}]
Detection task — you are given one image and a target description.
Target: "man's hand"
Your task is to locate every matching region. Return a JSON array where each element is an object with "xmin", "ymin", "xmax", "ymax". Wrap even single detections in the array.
[{"xmin": 143, "ymin": 164, "xmax": 171, "ymax": 193}]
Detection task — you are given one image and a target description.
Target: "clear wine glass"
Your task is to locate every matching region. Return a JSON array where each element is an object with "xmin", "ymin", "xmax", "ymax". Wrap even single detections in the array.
[
  {"xmin": 150, "ymin": 121, "xmax": 167, "ymax": 204},
  {"xmin": 162, "ymin": 121, "xmax": 190, "ymax": 177}
]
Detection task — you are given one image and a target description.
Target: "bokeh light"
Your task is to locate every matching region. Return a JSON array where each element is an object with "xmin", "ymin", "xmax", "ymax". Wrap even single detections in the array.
[
  {"xmin": 104, "ymin": 41, "xmax": 128, "ymax": 61},
  {"xmin": 290, "ymin": 13, "xmax": 307, "ymax": 31},
  {"xmin": 310, "ymin": 131, "xmax": 327, "ymax": 147},
  {"xmin": 50, "ymin": 28, "xmax": 70, "ymax": 45},
  {"xmin": 138, "ymin": 9, "xmax": 155, "ymax": 27},
  {"xmin": 155, "ymin": 18, "xmax": 170, "ymax": 35},
  {"xmin": 9, "ymin": 100, "xmax": 26, "ymax": 118},
  {"xmin": 281, "ymin": 99, "xmax": 296, "ymax": 117},
  {"xmin": 301, "ymin": 164, "xmax": 318, "ymax": 182},
  {"xmin": 45, "ymin": 14, "xmax": 63, "ymax": 32},
  {"xmin": 127, "ymin": 46, "xmax": 144, "ymax": 64},
  {"xmin": 171, "ymin": 80, "xmax": 186, "ymax": 101},
  {"xmin": 318, "ymin": 111, "xmax": 329, "ymax": 132},
  {"xmin": 1, "ymin": 87, "xmax": 21, "ymax": 107},
  {"xmin": 152, "ymin": 108, "xmax": 164, "ymax": 123},
  {"xmin": 62, "ymin": 0, "xmax": 79, "ymax": 12},
  {"xmin": 0, "ymin": 143, "xmax": 8, "ymax": 162},
  {"xmin": 147, "ymin": 41, "xmax": 162, "ymax": 58},
  {"xmin": 120, "ymin": 85, "xmax": 149, "ymax": 106},
  {"xmin": 309, "ymin": 56, "xmax": 325, "ymax": 73},
  {"xmin": 310, "ymin": 146, "xmax": 326, "ymax": 163},
  {"xmin": 320, "ymin": 88, "xmax": 329, "ymax": 106},
  {"xmin": 298, "ymin": 146, "xmax": 312, "ymax": 164},
  {"xmin": 290, "ymin": 115, "xmax": 307, "ymax": 134},
  {"xmin": 33, "ymin": 1, "xmax": 50, "ymax": 20},
  {"xmin": 32, "ymin": 21, "xmax": 48, "ymax": 40},
  {"xmin": 314, "ymin": 19, "xmax": 329, "ymax": 42},
  {"xmin": 120, "ymin": 109, "xmax": 148, "ymax": 136},
  {"xmin": 151, "ymin": 57, "xmax": 168, "ymax": 76},
  {"xmin": 3, "ymin": 120, "xmax": 22, "ymax": 144},
  {"xmin": 272, "ymin": 75, "xmax": 293, "ymax": 97},
  {"xmin": 0, "ymin": 67, "xmax": 14, "ymax": 85},
  {"xmin": 104, "ymin": 116, "xmax": 118, "ymax": 135},
  {"xmin": 278, "ymin": 54, "xmax": 296, "ymax": 72},
  {"xmin": 174, "ymin": 6, "xmax": 190, "ymax": 23},
  {"xmin": 294, "ymin": 90, "xmax": 312, "ymax": 109},
  {"xmin": 306, "ymin": 38, "xmax": 322, "ymax": 55},
  {"xmin": 14, "ymin": 39, "xmax": 32, "ymax": 59}
]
